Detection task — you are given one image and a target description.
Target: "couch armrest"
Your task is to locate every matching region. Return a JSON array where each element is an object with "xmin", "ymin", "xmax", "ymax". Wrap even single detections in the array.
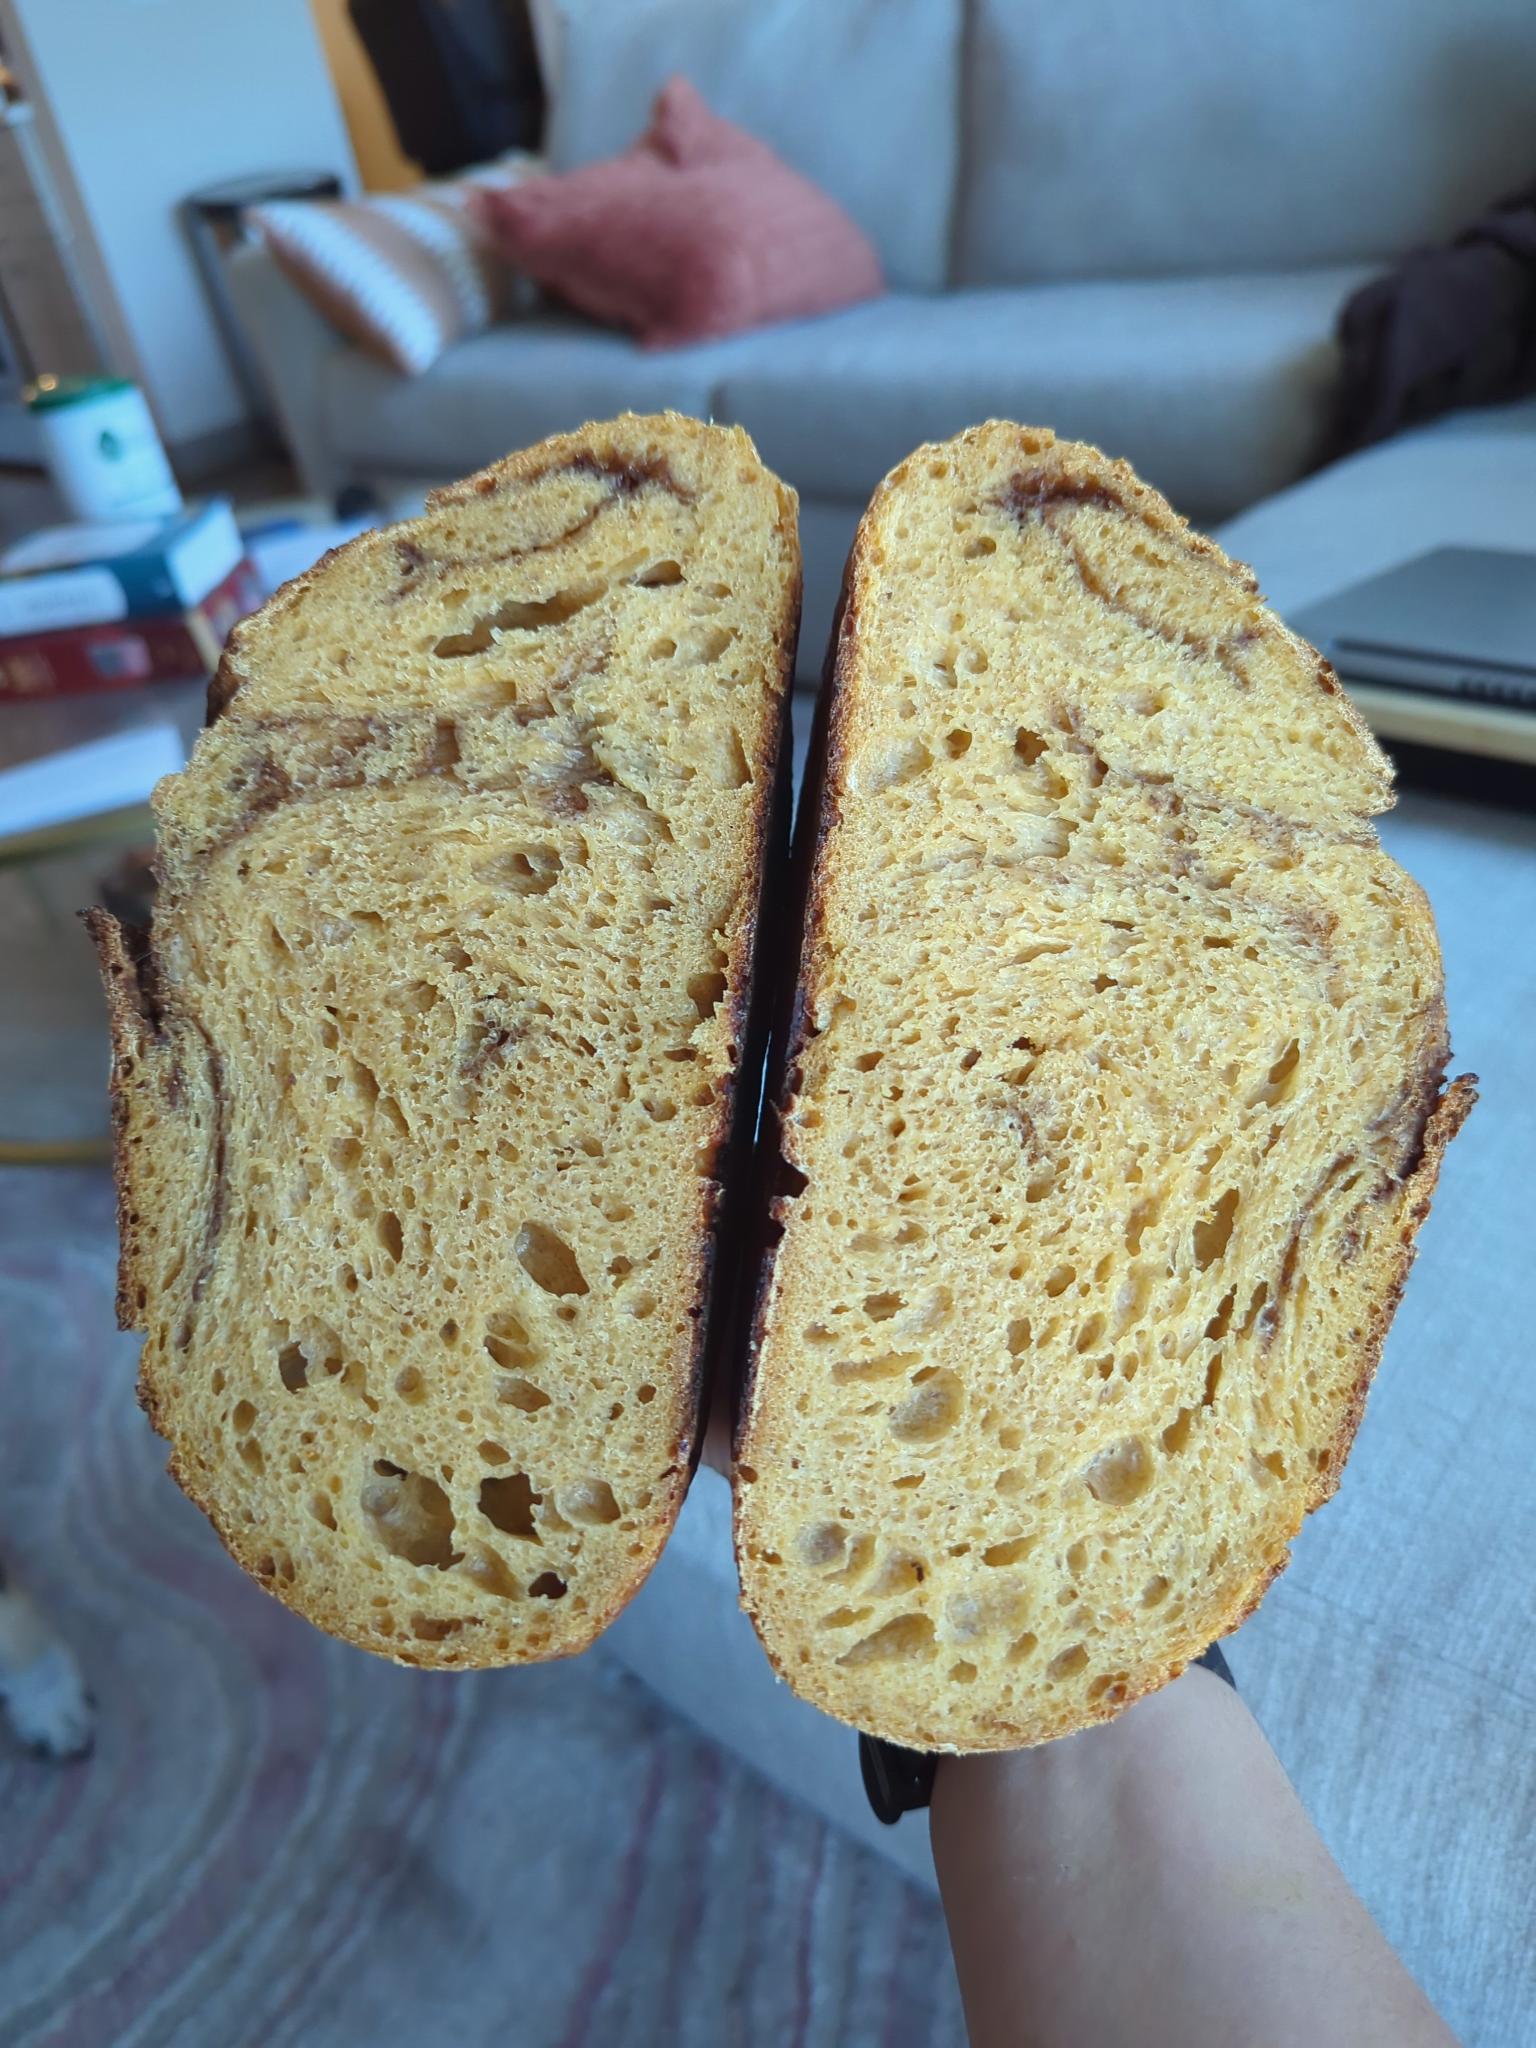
[{"xmin": 223, "ymin": 239, "xmax": 348, "ymax": 501}]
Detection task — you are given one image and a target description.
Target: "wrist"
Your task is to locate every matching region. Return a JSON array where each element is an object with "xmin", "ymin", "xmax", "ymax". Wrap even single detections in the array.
[{"xmin": 931, "ymin": 1661, "xmax": 1242, "ymax": 1813}]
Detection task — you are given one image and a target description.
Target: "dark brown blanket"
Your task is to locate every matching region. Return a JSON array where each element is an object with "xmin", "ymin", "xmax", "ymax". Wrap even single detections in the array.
[{"xmin": 1322, "ymin": 181, "xmax": 1536, "ymax": 462}]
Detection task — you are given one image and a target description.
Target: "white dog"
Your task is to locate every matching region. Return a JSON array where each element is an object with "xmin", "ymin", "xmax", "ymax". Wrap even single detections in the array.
[{"xmin": 0, "ymin": 1559, "xmax": 94, "ymax": 1760}]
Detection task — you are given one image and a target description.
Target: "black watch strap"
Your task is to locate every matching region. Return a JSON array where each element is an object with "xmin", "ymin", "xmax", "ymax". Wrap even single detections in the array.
[
  {"xmin": 859, "ymin": 1640, "xmax": 1237, "ymax": 1824},
  {"xmin": 859, "ymin": 1732, "xmax": 937, "ymax": 1824}
]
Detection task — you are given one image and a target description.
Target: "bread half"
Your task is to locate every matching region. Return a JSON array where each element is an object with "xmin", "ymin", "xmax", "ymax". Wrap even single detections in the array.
[
  {"xmin": 736, "ymin": 424, "xmax": 1472, "ymax": 1749},
  {"xmin": 91, "ymin": 413, "xmax": 797, "ymax": 1666}
]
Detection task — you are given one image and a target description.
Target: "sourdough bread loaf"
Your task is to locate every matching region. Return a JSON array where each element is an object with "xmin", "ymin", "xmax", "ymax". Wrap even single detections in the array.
[
  {"xmin": 736, "ymin": 424, "xmax": 1472, "ymax": 1750},
  {"xmin": 91, "ymin": 413, "xmax": 798, "ymax": 1666}
]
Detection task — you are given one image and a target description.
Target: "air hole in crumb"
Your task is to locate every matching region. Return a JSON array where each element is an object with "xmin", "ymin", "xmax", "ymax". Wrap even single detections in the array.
[
  {"xmin": 694, "ymin": 626, "xmax": 736, "ymax": 668},
  {"xmin": 1048, "ymin": 1644, "xmax": 1088, "ymax": 1681},
  {"xmin": 278, "ymin": 1344, "xmax": 309, "ymax": 1392},
  {"xmin": 1007, "ymin": 1318, "xmax": 1031, "ymax": 1356},
  {"xmin": 561, "ymin": 1479, "xmax": 620, "ymax": 1526},
  {"xmin": 1014, "ymin": 727, "xmax": 1047, "ymax": 765},
  {"xmin": 868, "ymin": 1555, "xmax": 926, "ymax": 1598},
  {"xmin": 1043, "ymin": 1264, "xmax": 1076, "ymax": 1298},
  {"xmin": 478, "ymin": 1471, "xmax": 541, "ymax": 1542},
  {"xmin": 837, "ymin": 1613, "xmax": 936, "ymax": 1667},
  {"xmin": 515, "ymin": 1221, "xmax": 588, "ymax": 1295},
  {"xmin": 983, "ymin": 1537, "xmax": 1036, "ymax": 1567},
  {"xmin": 484, "ymin": 1311, "xmax": 536, "ymax": 1371},
  {"xmin": 361, "ymin": 1466, "xmax": 460, "ymax": 1568},
  {"xmin": 529, "ymin": 1571, "xmax": 567, "ymax": 1600},
  {"xmin": 1252, "ymin": 1038, "xmax": 1300, "ymax": 1107},
  {"xmin": 1205, "ymin": 1289, "xmax": 1236, "ymax": 1340},
  {"xmin": 797, "ymin": 1522, "xmax": 847, "ymax": 1568},
  {"xmin": 821, "ymin": 1606, "xmax": 873, "ymax": 1630},
  {"xmin": 864, "ymin": 1291, "xmax": 903, "ymax": 1322},
  {"xmin": 497, "ymin": 1376, "xmax": 550, "ymax": 1412},
  {"xmin": 377, "ymin": 1211, "xmax": 404, "ymax": 1263},
  {"xmin": 831, "ymin": 1351, "xmax": 916, "ymax": 1384},
  {"xmin": 635, "ymin": 557, "xmax": 684, "ymax": 586},
  {"xmin": 1193, "ymin": 1189, "xmax": 1239, "ymax": 1269},
  {"xmin": 395, "ymin": 1366, "xmax": 424, "ymax": 1402},
  {"xmin": 1085, "ymin": 1437, "xmax": 1151, "ymax": 1505},
  {"xmin": 464, "ymin": 1547, "xmax": 523, "ymax": 1601},
  {"xmin": 944, "ymin": 728, "xmax": 973, "ymax": 759},
  {"xmin": 1239, "ymin": 1282, "xmax": 1271, "ymax": 1337},
  {"xmin": 479, "ymin": 1440, "xmax": 510, "ymax": 1466},
  {"xmin": 233, "ymin": 1400, "xmax": 256, "ymax": 1434},
  {"xmin": 860, "ymin": 736, "xmax": 932, "ymax": 793},
  {"xmin": 410, "ymin": 1614, "xmax": 462, "ymax": 1642},
  {"xmin": 489, "ymin": 845, "xmax": 561, "ymax": 895},
  {"xmin": 636, "ymin": 1382, "xmax": 656, "ymax": 1402},
  {"xmin": 963, "ymin": 534, "xmax": 997, "ymax": 559},
  {"xmin": 854, "ymin": 1051, "xmax": 884, "ymax": 1072},
  {"xmin": 687, "ymin": 968, "xmax": 727, "ymax": 1021},
  {"xmin": 311, "ymin": 1493, "xmax": 337, "ymax": 1530},
  {"xmin": 1163, "ymin": 1405, "xmax": 1196, "ymax": 1454},
  {"xmin": 889, "ymin": 1368, "xmax": 962, "ymax": 1444},
  {"xmin": 949, "ymin": 1661, "xmax": 978, "ymax": 1683},
  {"xmin": 434, "ymin": 580, "xmax": 611, "ymax": 654}
]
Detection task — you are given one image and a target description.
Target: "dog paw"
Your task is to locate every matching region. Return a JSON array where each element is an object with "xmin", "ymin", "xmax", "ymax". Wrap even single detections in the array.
[{"xmin": 3, "ymin": 1644, "xmax": 95, "ymax": 1761}]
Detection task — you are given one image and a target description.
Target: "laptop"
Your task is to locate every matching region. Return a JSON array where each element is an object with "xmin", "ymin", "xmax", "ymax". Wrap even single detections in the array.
[{"xmin": 1291, "ymin": 547, "xmax": 1536, "ymax": 710}]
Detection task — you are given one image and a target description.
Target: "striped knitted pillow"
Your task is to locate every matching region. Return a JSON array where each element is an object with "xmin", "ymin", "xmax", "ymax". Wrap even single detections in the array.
[{"xmin": 250, "ymin": 156, "xmax": 541, "ymax": 377}]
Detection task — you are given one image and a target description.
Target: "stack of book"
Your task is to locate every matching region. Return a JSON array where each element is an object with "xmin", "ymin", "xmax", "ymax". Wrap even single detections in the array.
[{"xmin": 0, "ymin": 501, "xmax": 264, "ymax": 697}]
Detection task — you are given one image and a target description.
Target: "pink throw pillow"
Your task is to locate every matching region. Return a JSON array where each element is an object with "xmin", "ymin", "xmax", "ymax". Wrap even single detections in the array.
[{"xmin": 471, "ymin": 77, "xmax": 885, "ymax": 349}]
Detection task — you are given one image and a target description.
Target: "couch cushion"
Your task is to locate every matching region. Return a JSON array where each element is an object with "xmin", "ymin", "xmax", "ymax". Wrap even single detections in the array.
[
  {"xmin": 249, "ymin": 154, "xmax": 539, "ymax": 378},
  {"xmin": 715, "ymin": 269, "xmax": 1373, "ymax": 522},
  {"xmin": 957, "ymin": 0, "xmax": 1536, "ymax": 284},
  {"xmin": 532, "ymin": 0, "xmax": 960, "ymax": 292},
  {"xmin": 320, "ymin": 314, "xmax": 747, "ymax": 477},
  {"xmin": 474, "ymin": 78, "xmax": 883, "ymax": 348}
]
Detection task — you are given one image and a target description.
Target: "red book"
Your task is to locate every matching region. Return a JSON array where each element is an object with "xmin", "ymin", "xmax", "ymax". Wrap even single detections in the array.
[{"xmin": 0, "ymin": 559, "xmax": 265, "ymax": 698}]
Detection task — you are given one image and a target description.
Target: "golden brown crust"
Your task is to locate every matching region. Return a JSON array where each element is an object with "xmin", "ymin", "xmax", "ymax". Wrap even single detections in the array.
[
  {"xmin": 84, "ymin": 908, "xmax": 160, "ymax": 1333},
  {"xmin": 735, "ymin": 423, "xmax": 1472, "ymax": 1750},
  {"xmin": 95, "ymin": 414, "xmax": 799, "ymax": 1669}
]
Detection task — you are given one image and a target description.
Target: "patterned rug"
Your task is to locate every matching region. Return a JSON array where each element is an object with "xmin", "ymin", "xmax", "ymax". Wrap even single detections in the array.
[{"xmin": 0, "ymin": 1169, "xmax": 965, "ymax": 2048}]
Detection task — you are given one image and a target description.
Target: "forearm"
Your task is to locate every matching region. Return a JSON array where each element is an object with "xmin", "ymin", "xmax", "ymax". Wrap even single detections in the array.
[{"xmin": 930, "ymin": 1666, "xmax": 1457, "ymax": 2048}]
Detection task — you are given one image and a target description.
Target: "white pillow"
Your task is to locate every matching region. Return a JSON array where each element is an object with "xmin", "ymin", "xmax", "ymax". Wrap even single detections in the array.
[{"xmin": 251, "ymin": 155, "xmax": 541, "ymax": 377}]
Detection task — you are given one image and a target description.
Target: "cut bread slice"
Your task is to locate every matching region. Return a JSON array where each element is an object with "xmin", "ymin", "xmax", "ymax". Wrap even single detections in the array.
[
  {"xmin": 91, "ymin": 413, "xmax": 798, "ymax": 1667},
  {"xmin": 735, "ymin": 424, "xmax": 1472, "ymax": 1750}
]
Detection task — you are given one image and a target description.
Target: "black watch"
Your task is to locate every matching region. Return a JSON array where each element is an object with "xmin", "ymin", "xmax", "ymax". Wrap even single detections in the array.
[{"xmin": 859, "ymin": 1640, "xmax": 1237, "ymax": 1824}]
